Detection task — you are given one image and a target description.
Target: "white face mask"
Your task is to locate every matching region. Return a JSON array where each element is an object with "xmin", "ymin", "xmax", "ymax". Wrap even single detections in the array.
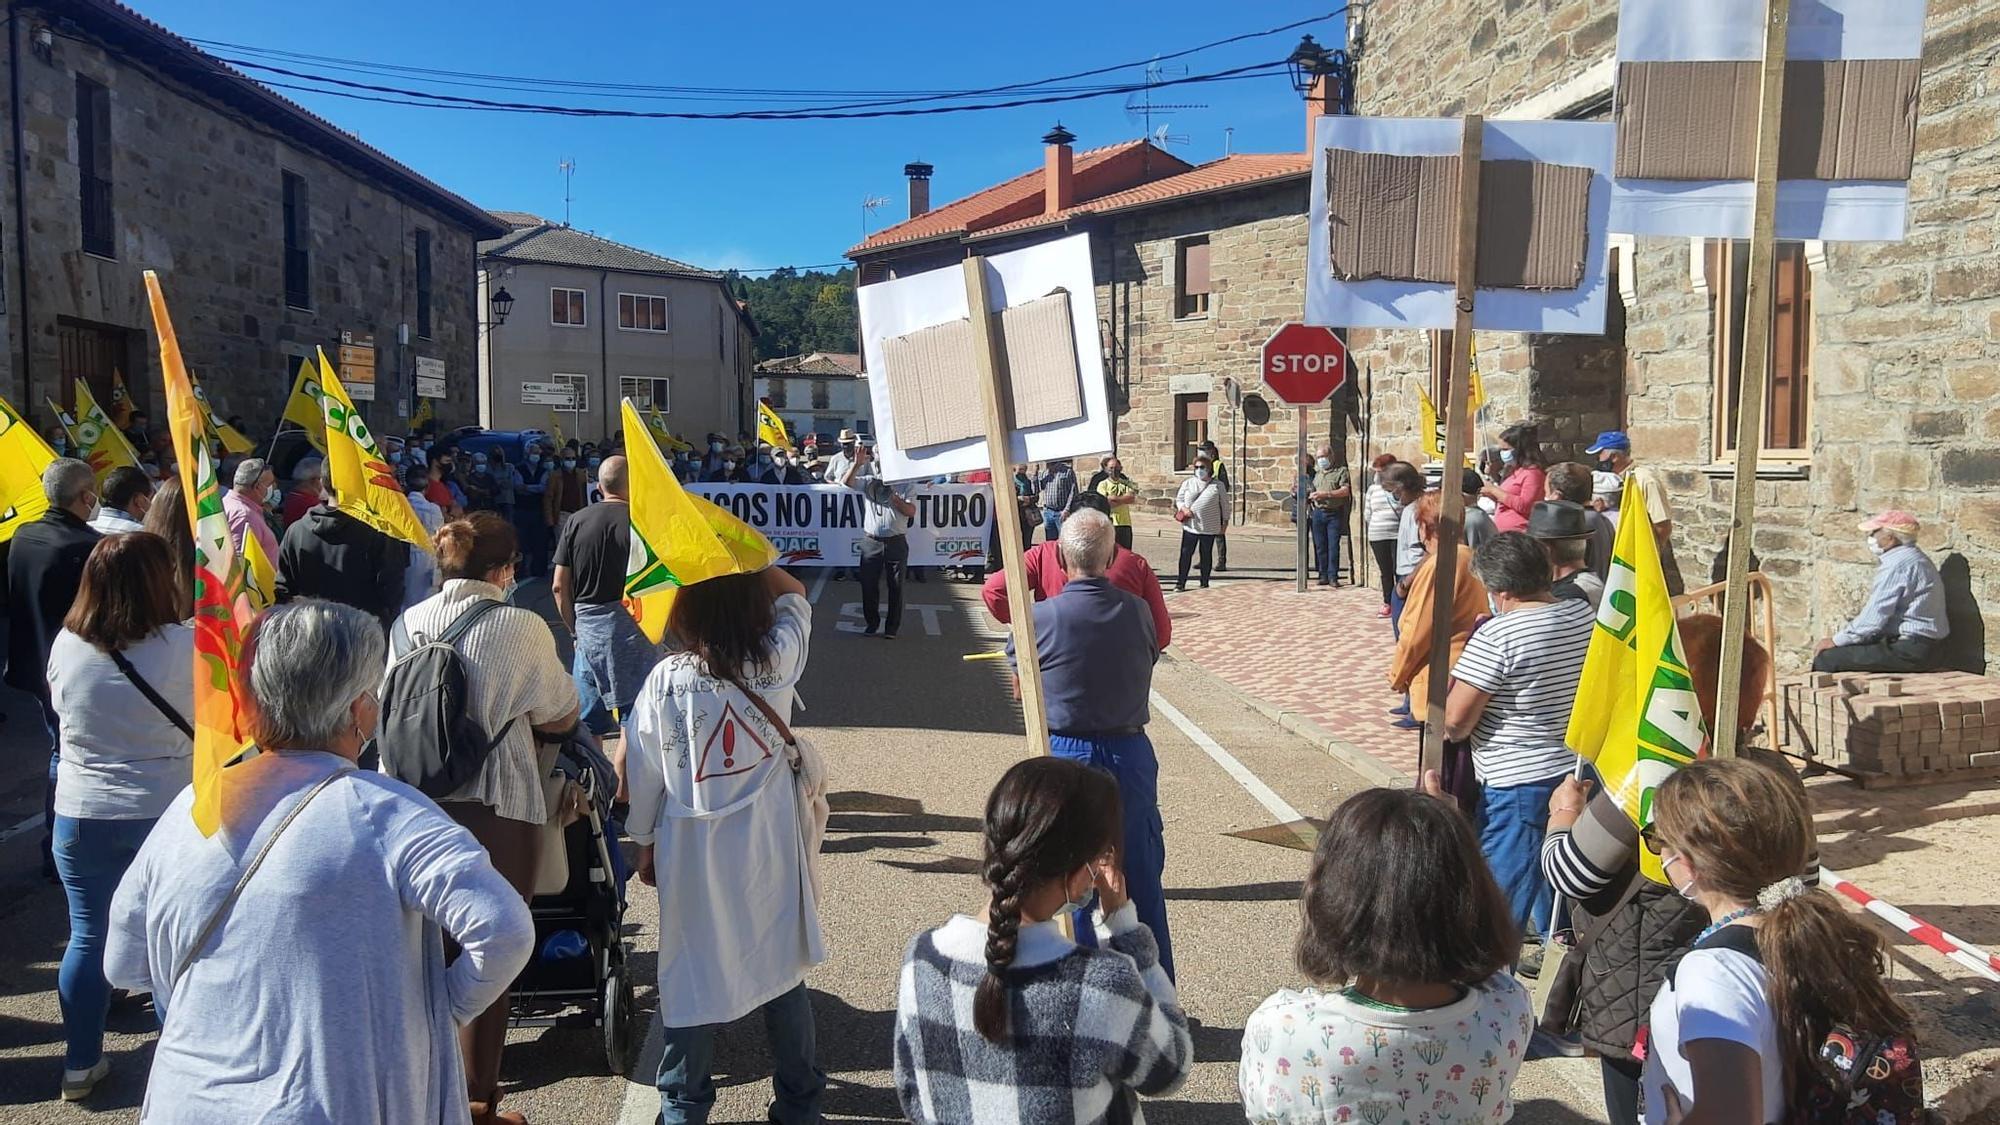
[
  {"xmin": 1662, "ymin": 851, "xmax": 1699, "ymax": 901},
  {"xmin": 1196, "ymin": 468, "xmax": 1212, "ymax": 481},
  {"xmin": 1315, "ymin": 457, "xmax": 1333, "ymax": 472},
  {"xmin": 1867, "ymin": 536, "xmax": 1888, "ymax": 557}
]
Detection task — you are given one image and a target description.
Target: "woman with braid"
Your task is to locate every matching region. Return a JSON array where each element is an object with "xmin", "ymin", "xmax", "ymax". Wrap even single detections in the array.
[{"xmin": 894, "ymin": 757, "xmax": 1191, "ymax": 1123}]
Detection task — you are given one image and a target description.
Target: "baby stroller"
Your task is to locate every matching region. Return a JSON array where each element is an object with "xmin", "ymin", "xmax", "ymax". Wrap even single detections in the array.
[{"xmin": 509, "ymin": 730, "xmax": 639, "ymax": 1075}]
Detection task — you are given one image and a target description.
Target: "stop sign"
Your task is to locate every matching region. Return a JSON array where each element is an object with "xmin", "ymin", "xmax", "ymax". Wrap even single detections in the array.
[{"xmin": 1260, "ymin": 323, "xmax": 1348, "ymax": 406}]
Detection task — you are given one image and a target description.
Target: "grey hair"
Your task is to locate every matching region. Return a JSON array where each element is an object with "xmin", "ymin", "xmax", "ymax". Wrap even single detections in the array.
[
  {"xmin": 233, "ymin": 457, "xmax": 269, "ymax": 489},
  {"xmin": 1473, "ymin": 532, "xmax": 1554, "ymax": 598},
  {"xmin": 245, "ymin": 600, "xmax": 387, "ymax": 749},
  {"xmin": 293, "ymin": 455, "xmax": 325, "ymax": 482},
  {"xmin": 42, "ymin": 458, "xmax": 95, "ymax": 507},
  {"xmin": 1543, "ymin": 536, "xmax": 1588, "ymax": 567},
  {"xmin": 1884, "ymin": 529, "xmax": 1916, "ymax": 547},
  {"xmin": 1059, "ymin": 508, "xmax": 1115, "ymax": 577}
]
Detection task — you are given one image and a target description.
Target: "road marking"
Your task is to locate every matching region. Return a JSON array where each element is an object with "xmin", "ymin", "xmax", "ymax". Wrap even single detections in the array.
[
  {"xmin": 618, "ymin": 1017, "xmax": 665, "ymax": 1124},
  {"xmin": 1149, "ymin": 690, "xmax": 1312, "ymax": 836},
  {"xmin": 0, "ymin": 814, "xmax": 42, "ymax": 845},
  {"xmin": 807, "ymin": 568, "xmax": 830, "ymax": 605}
]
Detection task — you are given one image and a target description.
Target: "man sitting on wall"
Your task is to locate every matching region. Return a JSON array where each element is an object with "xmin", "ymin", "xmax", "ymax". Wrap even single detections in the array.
[{"xmin": 1813, "ymin": 510, "xmax": 1950, "ymax": 674}]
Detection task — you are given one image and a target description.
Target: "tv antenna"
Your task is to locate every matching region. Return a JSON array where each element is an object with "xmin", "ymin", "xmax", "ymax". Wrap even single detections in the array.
[
  {"xmin": 1151, "ymin": 123, "xmax": 1190, "ymax": 148},
  {"xmin": 1125, "ymin": 57, "xmax": 1205, "ymax": 142},
  {"xmin": 558, "ymin": 158, "xmax": 577, "ymax": 226},
  {"xmin": 861, "ymin": 194, "xmax": 890, "ymax": 240}
]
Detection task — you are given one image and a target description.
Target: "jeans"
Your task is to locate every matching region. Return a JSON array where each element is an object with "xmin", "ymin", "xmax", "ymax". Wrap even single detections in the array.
[
  {"xmin": 42, "ymin": 697, "xmax": 60, "ymax": 876},
  {"xmin": 655, "ymin": 982, "xmax": 823, "ymax": 1125},
  {"xmin": 1602, "ymin": 1055, "xmax": 1644, "ymax": 1125},
  {"xmin": 1049, "ymin": 732, "xmax": 1174, "ymax": 981},
  {"xmin": 1479, "ymin": 776, "xmax": 1563, "ymax": 944},
  {"xmin": 1175, "ymin": 531, "xmax": 1215, "ymax": 590},
  {"xmin": 1812, "ymin": 634, "xmax": 1943, "ymax": 674},
  {"xmin": 1309, "ymin": 509, "xmax": 1343, "ymax": 584},
  {"xmin": 1113, "ymin": 524, "xmax": 1134, "ymax": 551},
  {"xmin": 857, "ymin": 534, "xmax": 908, "ymax": 635},
  {"xmin": 573, "ymin": 650, "xmax": 618, "ymax": 737},
  {"xmin": 1041, "ymin": 507, "xmax": 1063, "ymax": 543},
  {"xmin": 53, "ymin": 814, "xmax": 157, "ymax": 1069}
]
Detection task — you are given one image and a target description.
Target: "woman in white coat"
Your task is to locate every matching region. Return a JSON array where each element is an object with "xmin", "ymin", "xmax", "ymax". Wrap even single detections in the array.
[
  {"xmin": 627, "ymin": 563, "xmax": 824, "ymax": 1125},
  {"xmin": 1172, "ymin": 451, "xmax": 1229, "ymax": 591}
]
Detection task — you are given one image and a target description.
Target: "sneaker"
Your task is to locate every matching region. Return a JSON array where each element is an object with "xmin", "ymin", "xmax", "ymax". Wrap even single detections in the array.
[
  {"xmin": 1525, "ymin": 1028, "xmax": 1585, "ymax": 1060},
  {"xmin": 1390, "ymin": 703, "xmax": 1411, "ymax": 716},
  {"xmin": 1517, "ymin": 943, "xmax": 1546, "ymax": 979},
  {"xmin": 1377, "ymin": 605, "xmax": 1392, "ymax": 618},
  {"xmin": 1390, "ymin": 717, "xmax": 1421, "ymax": 730},
  {"xmin": 863, "ymin": 623, "xmax": 879, "ymax": 636},
  {"xmin": 881, "ymin": 631, "xmax": 897, "ymax": 640},
  {"xmin": 61, "ymin": 1057, "xmax": 110, "ymax": 1102}
]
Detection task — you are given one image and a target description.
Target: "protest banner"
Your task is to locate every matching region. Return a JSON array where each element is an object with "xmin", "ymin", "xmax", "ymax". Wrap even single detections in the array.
[{"xmin": 681, "ymin": 482, "xmax": 992, "ymax": 569}]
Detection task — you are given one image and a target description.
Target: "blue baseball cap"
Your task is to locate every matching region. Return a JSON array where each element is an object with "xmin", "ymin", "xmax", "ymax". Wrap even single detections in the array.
[{"xmin": 1585, "ymin": 430, "xmax": 1631, "ymax": 455}]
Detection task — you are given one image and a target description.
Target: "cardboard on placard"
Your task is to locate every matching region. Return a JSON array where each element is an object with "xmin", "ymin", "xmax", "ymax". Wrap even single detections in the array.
[
  {"xmin": 1325, "ymin": 150, "xmax": 1591, "ymax": 290},
  {"xmin": 1615, "ymin": 59, "xmax": 1921, "ymax": 182},
  {"xmin": 879, "ymin": 290, "xmax": 1083, "ymax": 450}
]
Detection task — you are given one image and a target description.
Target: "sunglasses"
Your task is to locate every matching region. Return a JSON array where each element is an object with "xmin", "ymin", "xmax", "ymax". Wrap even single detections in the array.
[{"xmin": 1638, "ymin": 822, "xmax": 1664, "ymax": 855}]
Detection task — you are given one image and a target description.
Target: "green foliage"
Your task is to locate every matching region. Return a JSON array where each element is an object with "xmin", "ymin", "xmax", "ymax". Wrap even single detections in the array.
[{"xmin": 729, "ymin": 267, "xmax": 859, "ymax": 361}]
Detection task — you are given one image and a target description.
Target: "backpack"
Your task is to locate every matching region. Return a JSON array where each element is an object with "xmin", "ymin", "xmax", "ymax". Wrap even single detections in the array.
[{"xmin": 371, "ymin": 598, "xmax": 518, "ymax": 798}]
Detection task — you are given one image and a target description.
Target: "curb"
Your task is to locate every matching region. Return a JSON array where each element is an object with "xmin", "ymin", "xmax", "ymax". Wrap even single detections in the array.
[{"xmin": 1161, "ymin": 651, "xmax": 1412, "ymax": 789}]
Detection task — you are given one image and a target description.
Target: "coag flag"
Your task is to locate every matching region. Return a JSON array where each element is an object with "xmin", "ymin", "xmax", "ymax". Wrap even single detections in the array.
[
  {"xmin": 313, "ymin": 349, "xmax": 433, "ymax": 553},
  {"xmin": 70, "ymin": 379, "xmax": 140, "ymax": 483},
  {"xmin": 106, "ymin": 368, "xmax": 134, "ymax": 428},
  {"xmin": 280, "ymin": 359, "xmax": 328, "ymax": 453},
  {"xmin": 412, "ymin": 397, "xmax": 435, "ymax": 429},
  {"xmin": 144, "ymin": 271, "xmax": 256, "ymax": 836},
  {"xmin": 0, "ymin": 394, "xmax": 56, "ymax": 543},
  {"xmin": 621, "ymin": 397, "xmax": 777, "ymax": 643},
  {"xmin": 1564, "ymin": 475, "xmax": 1705, "ymax": 885},
  {"xmin": 646, "ymin": 406, "xmax": 691, "ymax": 453},
  {"xmin": 756, "ymin": 399, "xmax": 795, "ymax": 453},
  {"xmin": 188, "ymin": 375, "xmax": 254, "ymax": 455},
  {"xmin": 549, "ymin": 411, "xmax": 567, "ymax": 448},
  {"xmin": 1465, "ymin": 336, "xmax": 1487, "ymax": 417},
  {"xmin": 239, "ymin": 521, "xmax": 278, "ymax": 611},
  {"xmin": 1417, "ymin": 380, "xmax": 1477, "ymax": 467}
]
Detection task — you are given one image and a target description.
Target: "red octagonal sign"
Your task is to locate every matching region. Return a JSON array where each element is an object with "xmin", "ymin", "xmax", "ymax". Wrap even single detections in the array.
[{"xmin": 1260, "ymin": 323, "xmax": 1348, "ymax": 406}]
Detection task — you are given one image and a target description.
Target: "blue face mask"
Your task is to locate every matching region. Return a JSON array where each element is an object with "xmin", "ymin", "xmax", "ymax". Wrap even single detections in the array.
[
  {"xmin": 1499, "ymin": 448, "xmax": 1517, "ymax": 465},
  {"xmin": 587, "ymin": 458, "xmax": 601, "ymax": 469},
  {"xmin": 561, "ymin": 459, "xmax": 577, "ymax": 470},
  {"xmin": 526, "ymin": 454, "xmax": 540, "ymax": 465}
]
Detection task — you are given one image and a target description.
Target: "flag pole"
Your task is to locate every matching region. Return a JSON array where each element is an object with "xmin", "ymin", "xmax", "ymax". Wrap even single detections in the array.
[
  {"xmin": 1714, "ymin": 0, "xmax": 1791, "ymax": 757},
  {"xmin": 1419, "ymin": 115, "xmax": 1483, "ymax": 781},
  {"xmin": 962, "ymin": 256, "xmax": 1052, "ymax": 759}
]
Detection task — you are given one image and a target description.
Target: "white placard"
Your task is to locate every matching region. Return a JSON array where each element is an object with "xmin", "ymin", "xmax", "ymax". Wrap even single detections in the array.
[
  {"xmin": 522, "ymin": 381, "xmax": 578, "ymax": 408},
  {"xmin": 415, "ymin": 356, "xmax": 446, "ymax": 399},
  {"xmin": 686, "ymin": 483, "xmax": 992, "ymax": 568},
  {"xmin": 856, "ymin": 232, "xmax": 1111, "ymax": 482},
  {"xmin": 1306, "ymin": 116, "xmax": 1615, "ymax": 335}
]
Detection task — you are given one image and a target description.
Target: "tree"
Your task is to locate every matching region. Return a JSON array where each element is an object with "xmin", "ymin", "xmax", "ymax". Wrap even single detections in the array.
[{"xmin": 733, "ymin": 267, "xmax": 858, "ymax": 361}]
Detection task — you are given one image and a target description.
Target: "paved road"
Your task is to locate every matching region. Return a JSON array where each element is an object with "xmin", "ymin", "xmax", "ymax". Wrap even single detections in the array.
[{"xmin": 0, "ymin": 563, "xmax": 1606, "ymax": 1123}]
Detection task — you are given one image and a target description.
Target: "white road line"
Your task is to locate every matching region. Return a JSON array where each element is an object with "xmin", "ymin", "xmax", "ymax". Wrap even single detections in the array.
[
  {"xmin": 618, "ymin": 1017, "xmax": 665, "ymax": 1123},
  {"xmin": 1149, "ymin": 690, "xmax": 1310, "ymax": 831},
  {"xmin": 0, "ymin": 814, "xmax": 42, "ymax": 845},
  {"xmin": 807, "ymin": 568, "xmax": 830, "ymax": 605}
]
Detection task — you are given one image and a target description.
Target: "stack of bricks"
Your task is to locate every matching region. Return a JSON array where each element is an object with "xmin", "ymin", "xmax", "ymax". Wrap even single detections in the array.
[{"xmin": 1781, "ymin": 670, "xmax": 2000, "ymax": 784}]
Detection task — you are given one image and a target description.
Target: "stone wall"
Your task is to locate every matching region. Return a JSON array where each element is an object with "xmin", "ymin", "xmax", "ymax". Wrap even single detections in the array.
[
  {"xmin": 0, "ymin": 20, "xmax": 486, "ymax": 444},
  {"xmin": 1349, "ymin": 0, "xmax": 2000, "ymax": 672}
]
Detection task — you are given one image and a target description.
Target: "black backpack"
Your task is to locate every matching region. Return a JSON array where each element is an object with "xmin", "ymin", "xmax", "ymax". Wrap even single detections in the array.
[{"xmin": 372, "ymin": 599, "xmax": 518, "ymax": 798}]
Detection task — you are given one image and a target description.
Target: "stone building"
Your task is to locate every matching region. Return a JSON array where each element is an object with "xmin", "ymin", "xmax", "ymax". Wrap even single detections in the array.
[
  {"xmin": 1342, "ymin": 0, "xmax": 2000, "ymax": 672},
  {"xmin": 753, "ymin": 352, "xmax": 870, "ymax": 443},
  {"xmin": 848, "ymin": 129, "xmax": 1316, "ymax": 523},
  {"xmin": 0, "ymin": 0, "xmax": 500, "ymax": 442},
  {"xmin": 477, "ymin": 212, "xmax": 757, "ymax": 443}
]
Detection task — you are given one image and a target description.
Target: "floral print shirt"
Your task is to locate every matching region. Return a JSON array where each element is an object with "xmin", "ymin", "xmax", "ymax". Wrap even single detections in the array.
[{"xmin": 1239, "ymin": 973, "xmax": 1533, "ymax": 1125}]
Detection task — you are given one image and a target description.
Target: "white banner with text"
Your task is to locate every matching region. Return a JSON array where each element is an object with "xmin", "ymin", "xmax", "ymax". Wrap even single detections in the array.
[{"xmin": 685, "ymin": 483, "xmax": 992, "ymax": 568}]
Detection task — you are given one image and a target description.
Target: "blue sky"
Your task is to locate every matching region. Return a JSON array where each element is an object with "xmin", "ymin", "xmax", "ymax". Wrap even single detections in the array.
[{"xmin": 137, "ymin": 1, "xmax": 1344, "ymax": 271}]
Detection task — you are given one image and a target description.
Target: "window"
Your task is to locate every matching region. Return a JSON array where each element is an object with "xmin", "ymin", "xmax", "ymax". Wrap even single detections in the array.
[
  {"xmin": 414, "ymin": 229, "xmax": 433, "ymax": 339},
  {"xmin": 1174, "ymin": 392, "xmax": 1210, "ymax": 471},
  {"xmin": 551, "ymin": 287, "xmax": 586, "ymax": 327},
  {"xmin": 552, "ymin": 372, "xmax": 590, "ymax": 413},
  {"xmin": 620, "ymin": 376, "xmax": 671, "ymax": 413},
  {"xmin": 1707, "ymin": 240, "xmax": 1813, "ymax": 457},
  {"xmin": 765, "ymin": 379, "xmax": 788, "ymax": 409},
  {"xmin": 810, "ymin": 380, "xmax": 831, "ymax": 410},
  {"xmin": 1175, "ymin": 236, "xmax": 1211, "ymax": 318},
  {"xmin": 282, "ymin": 171, "xmax": 310, "ymax": 309},
  {"xmin": 617, "ymin": 293, "xmax": 668, "ymax": 332},
  {"xmin": 76, "ymin": 78, "xmax": 113, "ymax": 258},
  {"xmin": 58, "ymin": 319, "xmax": 128, "ymax": 412}
]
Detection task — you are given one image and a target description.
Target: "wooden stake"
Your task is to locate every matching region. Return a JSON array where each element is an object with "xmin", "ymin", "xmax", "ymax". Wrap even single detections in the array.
[
  {"xmin": 963, "ymin": 257, "xmax": 1052, "ymax": 758},
  {"xmin": 1359, "ymin": 360, "xmax": 1373, "ymax": 592},
  {"xmin": 1714, "ymin": 0, "xmax": 1792, "ymax": 757},
  {"xmin": 1296, "ymin": 406, "xmax": 1311, "ymax": 593},
  {"xmin": 1420, "ymin": 115, "xmax": 1483, "ymax": 779}
]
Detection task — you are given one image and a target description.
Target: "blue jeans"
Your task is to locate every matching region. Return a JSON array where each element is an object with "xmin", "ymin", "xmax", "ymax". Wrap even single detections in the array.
[
  {"xmin": 573, "ymin": 650, "xmax": 618, "ymax": 737},
  {"xmin": 1309, "ymin": 509, "xmax": 1343, "ymax": 584},
  {"xmin": 53, "ymin": 814, "xmax": 157, "ymax": 1069},
  {"xmin": 655, "ymin": 982, "xmax": 823, "ymax": 1125},
  {"xmin": 1049, "ymin": 731, "xmax": 1175, "ymax": 981},
  {"xmin": 1478, "ymin": 777, "xmax": 1563, "ymax": 944},
  {"xmin": 1041, "ymin": 507, "xmax": 1063, "ymax": 543}
]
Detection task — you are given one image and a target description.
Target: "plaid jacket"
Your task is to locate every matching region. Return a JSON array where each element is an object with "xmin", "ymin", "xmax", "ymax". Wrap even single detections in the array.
[{"xmin": 894, "ymin": 903, "xmax": 1192, "ymax": 1124}]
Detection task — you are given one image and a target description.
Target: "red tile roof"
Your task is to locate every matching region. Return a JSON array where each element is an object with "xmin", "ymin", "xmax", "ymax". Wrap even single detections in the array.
[
  {"xmin": 967, "ymin": 153, "xmax": 1312, "ymax": 241},
  {"xmin": 849, "ymin": 141, "xmax": 1195, "ymax": 256}
]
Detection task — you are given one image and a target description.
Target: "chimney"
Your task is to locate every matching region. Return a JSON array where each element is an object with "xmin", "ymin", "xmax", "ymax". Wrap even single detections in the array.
[
  {"xmin": 904, "ymin": 161, "xmax": 934, "ymax": 218},
  {"xmin": 1042, "ymin": 123, "xmax": 1076, "ymax": 216},
  {"xmin": 1305, "ymin": 73, "xmax": 1330, "ymax": 154}
]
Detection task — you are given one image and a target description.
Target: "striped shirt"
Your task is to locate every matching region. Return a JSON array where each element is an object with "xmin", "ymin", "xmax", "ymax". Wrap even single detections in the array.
[
  {"xmin": 1451, "ymin": 598, "xmax": 1595, "ymax": 787},
  {"xmin": 387, "ymin": 579, "xmax": 579, "ymax": 823}
]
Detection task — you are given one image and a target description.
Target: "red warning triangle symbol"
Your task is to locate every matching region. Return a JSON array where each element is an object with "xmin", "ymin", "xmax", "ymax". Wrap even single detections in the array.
[{"xmin": 695, "ymin": 701, "xmax": 773, "ymax": 782}]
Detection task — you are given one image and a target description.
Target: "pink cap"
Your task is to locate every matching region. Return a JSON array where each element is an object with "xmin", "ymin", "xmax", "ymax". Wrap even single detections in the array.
[{"xmin": 1859, "ymin": 510, "xmax": 1919, "ymax": 536}]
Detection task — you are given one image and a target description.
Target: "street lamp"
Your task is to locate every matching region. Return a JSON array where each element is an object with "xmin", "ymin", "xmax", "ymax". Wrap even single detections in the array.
[
  {"xmin": 1287, "ymin": 33, "xmax": 1355, "ymax": 115},
  {"xmin": 489, "ymin": 286, "xmax": 515, "ymax": 327}
]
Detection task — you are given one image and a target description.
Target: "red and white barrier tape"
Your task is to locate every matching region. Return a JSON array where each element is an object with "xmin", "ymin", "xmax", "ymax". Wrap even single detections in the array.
[{"xmin": 1820, "ymin": 866, "xmax": 2000, "ymax": 984}]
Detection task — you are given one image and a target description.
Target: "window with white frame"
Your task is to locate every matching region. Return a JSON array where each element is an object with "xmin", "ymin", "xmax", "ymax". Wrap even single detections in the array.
[
  {"xmin": 551, "ymin": 287, "xmax": 586, "ymax": 327},
  {"xmin": 620, "ymin": 376, "xmax": 671, "ymax": 413},
  {"xmin": 552, "ymin": 372, "xmax": 590, "ymax": 413},
  {"xmin": 618, "ymin": 293, "xmax": 669, "ymax": 332}
]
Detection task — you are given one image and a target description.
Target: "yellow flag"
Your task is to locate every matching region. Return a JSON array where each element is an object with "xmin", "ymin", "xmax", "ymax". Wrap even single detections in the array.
[
  {"xmin": 280, "ymin": 359, "xmax": 328, "ymax": 453},
  {"xmin": 647, "ymin": 406, "xmax": 691, "ymax": 453},
  {"xmin": 188, "ymin": 374, "xmax": 254, "ymax": 454},
  {"xmin": 549, "ymin": 411, "xmax": 567, "ymax": 448},
  {"xmin": 621, "ymin": 397, "xmax": 776, "ymax": 643},
  {"xmin": 412, "ymin": 397, "xmax": 435, "ymax": 429},
  {"xmin": 145, "ymin": 271, "xmax": 256, "ymax": 836},
  {"xmin": 0, "ymin": 394, "xmax": 56, "ymax": 543},
  {"xmin": 1565, "ymin": 476, "xmax": 1705, "ymax": 885},
  {"xmin": 1418, "ymin": 382, "xmax": 1445, "ymax": 461},
  {"xmin": 70, "ymin": 379, "xmax": 140, "ymax": 484},
  {"xmin": 1466, "ymin": 336, "xmax": 1487, "ymax": 416},
  {"xmin": 756, "ymin": 399, "xmax": 795, "ymax": 453},
  {"xmin": 240, "ymin": 521, "xmax": 278, "ymax": 611},
  {"xmin": 107, "ymin": 368, "xmax": 134, "ymax": 428},
  {"xmin": 314, "ymin": 349, "xmax": 435, "ymax": 553}
]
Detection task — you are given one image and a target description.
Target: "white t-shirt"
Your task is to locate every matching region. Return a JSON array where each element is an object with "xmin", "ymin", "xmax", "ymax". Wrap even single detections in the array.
[
  {"xmin": 1396, "ymin": 504, "xmax": 1426, "ymax": 578},
  {"xmin": 1450, "ymin": 598, "xmax": 1595, "ymax": 787},
  {"xmin": 48, "ymin": 625, "xmax": 195, "ymax": 820},
  {"xmin": 1642, "ymin": 927, "xmax": 1785, "ymax": 1124}
]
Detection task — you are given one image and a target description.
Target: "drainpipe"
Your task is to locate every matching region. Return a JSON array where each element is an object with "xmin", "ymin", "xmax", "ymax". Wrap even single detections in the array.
[
  {"xmin": 9, "ymin": 5, "xmax": 34, "ymax": 405},
  {"xmin": 598, "ymin": 268, "xmax": 609, "ymax": 442}
]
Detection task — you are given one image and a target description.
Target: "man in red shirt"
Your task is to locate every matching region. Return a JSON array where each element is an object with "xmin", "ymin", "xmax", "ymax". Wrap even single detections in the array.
[
  {"xmin": 283, "ymin": 456, "xmax": 323, "ymax": 526},
  {"xmin": 982, "ymin": 491, "xmax": 1171, "ymax": 648}
]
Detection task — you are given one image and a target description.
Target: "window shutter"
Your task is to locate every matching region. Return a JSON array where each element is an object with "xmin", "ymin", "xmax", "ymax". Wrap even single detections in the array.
[{"xmin": 1184, "ymin": 240, "xmax": 1212, "ymax": 294}]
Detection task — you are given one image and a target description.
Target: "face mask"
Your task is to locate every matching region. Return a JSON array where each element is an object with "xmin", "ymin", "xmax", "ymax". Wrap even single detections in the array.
[
  {"xmin": 1597, "ymin": 457, "xmax": 1615, "ymax": 472},
  {"xmin": 758, "ymin": 457, "xmax": 772, "ymax": 468},
  {"xmin": 1315, "ymin": 457, "xmax": 1332, "ymax": 472},
  {"xmin": 724, "ymin": 460, "xmax": 737, "ymax": 472},
  {"xmin": 1499, "ymin": 448, "xmax": 1517, "ymax": 465},
  {"xmin": 561, "ymin": 459, "xmax": 576, "ymax": 470},
  {"xmin": 1487, "ymin": 594, "xmax": 1502, "ymax": 617},
  {"xmin": 1661, "ymin": 851, "xmax": 1699, "ymax": 901},
  {"xmin": 526, "ymin": 454, "xmax": 540, "ymax": 465},
  {"xmin": 1867, "ymin": 536, "xmax": 1888, "ymax": 557},
  {"xmin": 1053, "ymin": 873, "xmax": 1095, "ymax": 919},
  {"xmin": 709, "ymin": 442, "xmax": 723, "ymax": 453},
  {"xmin": 389, "ymin": 451, "xmax": 403, "ymax": 465},
  {"xmin": 587, "ymin": 458, "xmax": 601, "ymax": 469},
  {"xmin": 1196, "ymin": 469, "xmax": 1211, "ymax": 481},
  {"xmin": 266, "ymin": 485, "xmax": 281, "ymax": 506}
]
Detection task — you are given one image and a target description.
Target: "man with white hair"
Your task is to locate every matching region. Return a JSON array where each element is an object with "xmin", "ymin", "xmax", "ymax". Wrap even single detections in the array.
[
  {"xmin": 1012, "ymin": 507, "xmax": 1175, "ymax": 978},
  {"xmin": 284, "ymin": 456, "xmax": 325, "ymax": 525},
  {"xmin": 1813, "ymin": 510, "xmax": 1950, "ymax": 673},
  {"xmin": 5, "ymin": 459, "xmax": 102, "ymax": 878},
  {"xmin": 223, "ymin": 456, "xmax": 281, "ymax": 563}
]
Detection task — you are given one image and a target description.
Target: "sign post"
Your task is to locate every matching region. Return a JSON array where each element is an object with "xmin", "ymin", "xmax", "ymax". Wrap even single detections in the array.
[{"xmin": 1261, "ymin": 323, "xmax": 1349, "ymax": 594}]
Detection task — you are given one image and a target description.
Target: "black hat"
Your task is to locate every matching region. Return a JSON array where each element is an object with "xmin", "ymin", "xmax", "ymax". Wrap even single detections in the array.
[{"xmin": 1528, "ymin": 500, "xmax": 1592, "ymax": 540}]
